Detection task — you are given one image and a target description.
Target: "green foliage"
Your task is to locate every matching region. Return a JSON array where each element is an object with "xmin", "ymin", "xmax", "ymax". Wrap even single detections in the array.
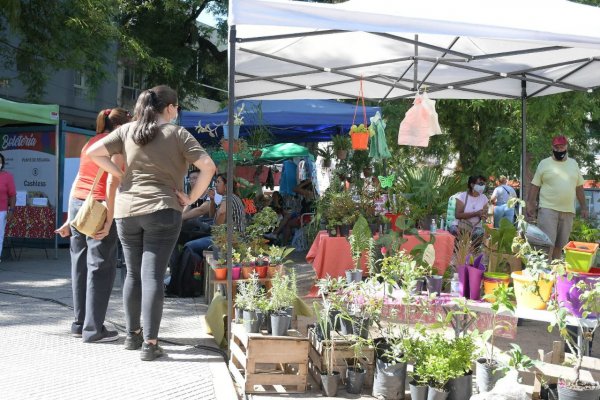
[
  {"xmin": 246, "ymin": 103, "xmax": 274, "ymax": 147},
  {"xmin": 500, "ymin": 343, "xmax": 536, "ymax": 375},
  {"xmin": 332, "ymin": 134, "xmax": 352, "ymax": 152},
  {"xmin": 235, "ymin": 272, "xmax": 264, "ymax": 311},
  {"xmin": 269, "ymin": 271, "xmax": 296, "ymax": 312},
  {"xmin": 485, "ymin": 218, "xmax": 517, "ymax": 254},
  {"xmin": 267, "ymin": 245, "xmax": 295, "ymax": 265},
  {"xmin": 396, "ymin": 166, "xmax": 464, "ymax": 223},
  {"xmin": 348, "ymin": 215, "xmax": 373, "ymax": 271},
  {"xmin": 481, "ymin": 284, "xmax": 516, "ymax": 364},
  {"xmin": 246, "ymin": 206, "xmax": 278, "ymax": 239},
  {"xmin": 570, "ymin": 217, "xmax": 600, "ymax": 243},
  {"xmin": 322, "ymin": 191, "xmax": 358, "ymax": 230}
]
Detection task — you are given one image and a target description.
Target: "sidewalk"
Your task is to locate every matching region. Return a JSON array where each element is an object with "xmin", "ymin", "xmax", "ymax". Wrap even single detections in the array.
[{"xmin": 0, "ymin": 248, "xmax": 237, "ymax": 400}]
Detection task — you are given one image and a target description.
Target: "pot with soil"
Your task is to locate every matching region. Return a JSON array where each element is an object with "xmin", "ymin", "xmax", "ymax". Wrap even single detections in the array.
[
  {"xmin": 346, "ymin": 366, "xmax": 366, "ymax": 394},
  {"xmin": 321, "ymin": 371, "xmax": 341, "ymax": 396},
  {"xmin": 475, "ymin": 357, "xmax": 505, "ymax": 393}
]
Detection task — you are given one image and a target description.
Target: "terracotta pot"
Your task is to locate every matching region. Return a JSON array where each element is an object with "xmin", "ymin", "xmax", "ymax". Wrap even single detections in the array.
[
  {"xmin": 242, "ymin": 266, "xmax": 255, "ymax": 279},
  {"xmin": 252, "ymin": 149, "xmax": 262, "ymax": 158},
  {"xmin": 221, "ymin": 139, "xmax": 239, "ymax": 152},
  {"xmin": 213, "ymin": 267, "xmax": 227, "ymax": 280},
  {"xmin": 267, "ymin": 265, "xmax": 283, "ymax": 278},
  {"xmin": 255, "ymin": 266, "xmax": 268, "ymax": 278},
  {"xmin": 336, "ymin": 149, "xmax": 348, "ymax": 160}
]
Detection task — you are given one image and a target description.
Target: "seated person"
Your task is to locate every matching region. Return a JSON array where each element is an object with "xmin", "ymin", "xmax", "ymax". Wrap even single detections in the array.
[
  {"xmin": 272, "ymin": 179, "xmax": 316, "ymax": 245},
  {"xmin": 448, "ymin": 175, "xmax": 488, "ymax": 243},
  {"xmin": 177, "ymin": 169, "xmax": 215, "ymax": 244},
  {"xmin": 167, "ymin": 173, "xmax": 245, "ymax": 296}
]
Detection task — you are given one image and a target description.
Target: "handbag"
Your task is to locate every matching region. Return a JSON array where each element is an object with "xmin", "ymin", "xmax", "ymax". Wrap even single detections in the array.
[{"xmin": 71, "ymin": 169, "xmax": 107, "ymax": 237}]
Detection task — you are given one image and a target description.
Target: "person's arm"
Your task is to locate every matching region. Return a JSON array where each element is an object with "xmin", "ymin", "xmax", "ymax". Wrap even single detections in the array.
[
  {"xmin": 55, "ymin": 173, "xmax": 80, "ymax": 237},
  {"xmin": 175, "ymin": 155, "xmax": 216, "ymax": 206},
  {"xmin": 489, "ymin": 187, "xmax": 498, "ymax": 205},
  {"xmin": 576, "ymin": 185, "xmax": 588, "ymax": 219},
  {"xmin": 526, "ymin": 184, "xmax": 540, "ymax": 219},
  {"xmin": 214, "ymin": 202, "xmax": 226, "ymax": 225},
  {"xmin": 86, "ymin": 142, "xmax": 124, "ymax": 181},
  {"xmin": 93, "ymin": 154, "xmax": 123, "ymax": 240},
  {"xmin": 182, "ymin": 203, "xmax": 209, "ymax": 220}
]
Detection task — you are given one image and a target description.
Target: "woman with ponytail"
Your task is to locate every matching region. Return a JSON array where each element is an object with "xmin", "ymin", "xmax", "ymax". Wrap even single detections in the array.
[
  {"xmin": 87, "ymin": 85, "xmax": 216, "ymax": 361},
  {"xmin": 56, "ymin": 108, "xmax": 131, "ymax": 343}
]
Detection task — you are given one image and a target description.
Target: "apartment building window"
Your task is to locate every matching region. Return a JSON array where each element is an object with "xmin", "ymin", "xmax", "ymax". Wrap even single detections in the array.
[
  {"xmin": 121, "ymin": 67, "xmax": 144, "ymax": 104},
  {"xmin": 73, "ymin": 71, "xmax": 87, "ymax": 97}
]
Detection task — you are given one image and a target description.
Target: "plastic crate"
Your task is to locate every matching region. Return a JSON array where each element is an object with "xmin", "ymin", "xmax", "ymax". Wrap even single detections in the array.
[{"xmin": 563, "ymin": 241, "xmax": 599, "ymax": 273}]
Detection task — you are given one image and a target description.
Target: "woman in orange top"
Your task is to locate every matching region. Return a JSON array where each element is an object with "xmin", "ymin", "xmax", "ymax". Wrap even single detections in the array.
[{"xmin": 56, "ymin": 108, "xmax": 131, "ymax": 342}]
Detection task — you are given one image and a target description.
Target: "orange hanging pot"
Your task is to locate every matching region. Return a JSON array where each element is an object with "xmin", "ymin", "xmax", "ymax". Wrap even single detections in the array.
[{"xmin": 350, "ymin": 132, "xmax": 369, "ymax": 150}]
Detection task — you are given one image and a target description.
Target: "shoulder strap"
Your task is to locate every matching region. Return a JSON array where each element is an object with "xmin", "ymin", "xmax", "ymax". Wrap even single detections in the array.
[
  {"xmin": 502, "ymin": 185, "xmax": 510, "ymax": 195},
  {"xmin": 463, "ymin": 191, "xmax": 469, "ymax": 209},
  {"xmin": 87, "ymin": 169, "xmax": 104, "ymax": 198}
]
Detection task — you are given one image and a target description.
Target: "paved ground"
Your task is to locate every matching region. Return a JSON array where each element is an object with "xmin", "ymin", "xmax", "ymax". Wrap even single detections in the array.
[
  {"xmin": 0, "ymin": 247, "xmax": 597, "ymax": 400},
  {"xmin": 0, "ymin": 247, "xmax": 236, "ymax": 400}
]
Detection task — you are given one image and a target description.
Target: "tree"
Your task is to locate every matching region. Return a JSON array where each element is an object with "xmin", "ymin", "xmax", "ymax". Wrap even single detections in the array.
[{"xmin": 0, "ymin": 0, "xmax": 229, "ymax": 104}]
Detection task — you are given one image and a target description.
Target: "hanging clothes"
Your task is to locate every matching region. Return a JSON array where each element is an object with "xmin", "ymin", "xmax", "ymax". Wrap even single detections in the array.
[
  {"xmin": 368, "ymin": 111, "xmax": 391, "ymax": 159},
  {"xmin": 265, "ymin": 167, "xmax": 275, "ymax": 190},
  {"xmin": 279, "ymin": 160, "xmax": 298, "ymax": 195}
]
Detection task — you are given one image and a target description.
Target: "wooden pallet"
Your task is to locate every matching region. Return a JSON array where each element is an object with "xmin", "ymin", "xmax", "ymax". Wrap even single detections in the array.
[
  {"xmin": 229, "ymin": 323, "xmax": 309, "ymax": 394},
  {"xmin": 307, "ymin": 327, "xmax": 375, "ymax": 389}
]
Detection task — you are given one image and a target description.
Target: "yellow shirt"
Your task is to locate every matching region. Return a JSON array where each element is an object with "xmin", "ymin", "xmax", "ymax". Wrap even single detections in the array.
[{"xmin": 531, "ymin": 157, "xmax": 584, "ymax": 213}]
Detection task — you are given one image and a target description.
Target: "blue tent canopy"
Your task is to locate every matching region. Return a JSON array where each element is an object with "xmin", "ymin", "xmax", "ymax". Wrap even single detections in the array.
[{"xmin": 180, "ymin": 99, "xmax": 380, "ymax": 143}]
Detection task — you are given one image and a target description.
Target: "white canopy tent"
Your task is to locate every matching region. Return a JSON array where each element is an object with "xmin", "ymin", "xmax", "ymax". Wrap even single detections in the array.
[{"xmin": 220, "ymin": 0, "xmax": 600, "ymax": 336}]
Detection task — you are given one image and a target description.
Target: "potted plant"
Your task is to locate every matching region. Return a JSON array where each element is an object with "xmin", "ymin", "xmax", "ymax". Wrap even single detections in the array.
[
  {"xmin": 404, "ymin": 335, "xmax": 431, "ymax": 400},
  {"xmin": 372, "ymin": 324, "xmax": 409, "ymax": 400},
  {"xmin": 240, "ymin": 272, "xmax": 266, "ymax": 333},
  {"xmin": 396, "ymin": 167, "xmax": 463, "ymax": 230},
  {"xmin": 349, "ymin": 123, "xmax": 370, "ymax": 150},
  {"xmin": 325, "ymin": 191, "xmax": 357, "ymax": 237},
  {"xmin": 484, "ymin": 218, "xmax": 520, "ymax": 274},
  {"xmin": 476, "ymin": 284, "xmax": 515, "ymax": 393},
  {"xmin": 346, "ymin": 336, "xmax": 372, "ymax": 394},
  {"xmin": 346, "ymin": 215, "xmax": 374, "ymax": 283},
  {"xmin": 211, "ymin": 257, "xmax": 227, "ymax": 280},
  {"xmin": 332, "ymin": 134, "xmax": 352, "ymax": 160},
  {"xmin": 266, "ymin": 245, "xmax": 294, "ymax": 277},
  {"xmin": 340, "ymin": 278, "xmax": 383, "ymax": 339},
  {"xmin": 445, "ymin": 333, "xmax": 478, "ymax": 400},
  {"xmin": 547, "ymin": 277, "xmax": 600, "ymax": 399},
  {"xmin": 244, "ymin": 206, "xmax": 279, "ymax": 277},
  {"xmin": 246, "ymin": 102, "xmax": 273, "ymax": 155},
  {"xmin": 316, "ymin": 145, "xmax": 335, "ymax": 168},
  {"xmin": 268, "ymin": 271, "xmax": 297, "ymax": 336},
  {"xmin": 197, "ymin": 103, "xmax": 245, "ymax": 148}
]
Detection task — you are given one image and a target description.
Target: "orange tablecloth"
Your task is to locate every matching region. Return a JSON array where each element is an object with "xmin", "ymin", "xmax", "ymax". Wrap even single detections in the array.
[
  {"xmin": 306, "ymin": 230, "xmax": 455, "ymax": 279},
  {"xmin": 6, "ymin": 206, "xmax": 55, "ymax": 239}
]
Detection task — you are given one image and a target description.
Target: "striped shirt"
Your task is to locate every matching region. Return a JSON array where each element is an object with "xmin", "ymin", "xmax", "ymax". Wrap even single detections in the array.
[{"xmin": 216, "ymin": 194, "xmax": 246, "ymax": 233}]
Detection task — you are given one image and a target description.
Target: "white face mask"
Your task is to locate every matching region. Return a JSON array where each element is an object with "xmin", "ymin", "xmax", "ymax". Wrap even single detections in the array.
[{"xmin": 473, "ymin": 184, "xmax": 486, "ymax": 194}]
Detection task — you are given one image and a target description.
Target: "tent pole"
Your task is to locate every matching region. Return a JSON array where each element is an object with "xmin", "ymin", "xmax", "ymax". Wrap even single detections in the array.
[
  {"xmin": 520, "ymin": 79, "xmax": 527, "ymax": 202},
  {"xmin": 413, "ymin": 35, "xmax": 418, "ymax": 92},
  {"xmin": 226, "ymin": 24, "xmax": 236, "ymax": 358}
]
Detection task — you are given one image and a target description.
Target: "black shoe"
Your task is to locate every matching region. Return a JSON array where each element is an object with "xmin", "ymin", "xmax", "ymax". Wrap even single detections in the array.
[
  {"xmin": 71, "ymin": 322, "xmax": 83, "ymax": 338},
  {"xmin": 124, "ymin": 330, "xmax": 144, "ymax": 350},
  {"xmin": 84, "ymin": 326, "xmax": 119, "ymax": 343},
  {"xmin": 140, "ymin": 342, "xmax": 164, "ymax": 361}
]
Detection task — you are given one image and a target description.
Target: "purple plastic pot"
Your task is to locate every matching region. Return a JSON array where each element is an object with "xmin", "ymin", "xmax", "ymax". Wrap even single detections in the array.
[
  {"xmin": 467, "ymin": 265, "xmax": 485, "ymax": 301},
  {"xmin": 232, "ymin": 266, "xmax": 241, "ymax": 280},
  {"xmin": 556, "ymin": 268, "xmax": 600, "ymax": 318},
  {"xmin": 457, "ymin": 264, "xmax": 469, "ymax": 298}
]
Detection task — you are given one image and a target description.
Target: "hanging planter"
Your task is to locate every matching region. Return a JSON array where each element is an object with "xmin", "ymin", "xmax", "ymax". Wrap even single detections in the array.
[
  {"xmin": 222, "ymin": 124, "xmax": 241, "ymax": 140},
  {"xmin": 349, "ymin": 78, "xmax": 372, "ymax": 150}
]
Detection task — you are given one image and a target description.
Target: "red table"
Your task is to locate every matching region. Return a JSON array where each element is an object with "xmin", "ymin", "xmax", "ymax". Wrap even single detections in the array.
[{"xmin": 306, "ymin": 230, "xmax": 455, "ymax": 279}]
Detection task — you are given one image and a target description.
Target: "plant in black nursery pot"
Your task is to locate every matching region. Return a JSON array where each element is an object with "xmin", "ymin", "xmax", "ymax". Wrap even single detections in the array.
[{"xmin": 346, "ymin": 215, "xmax": 374, "ymax": 283}]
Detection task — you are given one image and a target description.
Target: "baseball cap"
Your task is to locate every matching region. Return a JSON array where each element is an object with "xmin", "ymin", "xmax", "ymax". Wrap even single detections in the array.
[{"xmin": 552, "ymin": 135, "xmax": 568, "ymax": 146}]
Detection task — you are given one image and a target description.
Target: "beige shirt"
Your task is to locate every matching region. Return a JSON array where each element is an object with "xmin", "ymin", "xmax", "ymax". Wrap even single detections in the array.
[{"xmin": 102, "ymin": 122, "xmax": 207, "ymax": 218}]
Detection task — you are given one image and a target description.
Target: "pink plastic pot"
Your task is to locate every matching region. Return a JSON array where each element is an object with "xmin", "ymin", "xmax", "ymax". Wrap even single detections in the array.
[{"xmin": 556, "ymin": 268, "xmax": 600, "ymax": 318}]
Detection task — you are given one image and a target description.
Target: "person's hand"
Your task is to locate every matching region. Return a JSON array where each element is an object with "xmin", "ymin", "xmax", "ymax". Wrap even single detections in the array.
[
  {"xmin": 581, "ymin": 209, "xmax": 589, "ymax": 219},
  {"xmin": 175, "ymin": 189, "xmax": 191, "ymax": 207},
  {"xmin": 208, "ymin": 188, "xmax": 215, "ymax": 201},
  {"xmin": 55, "ymin": 222, "xmax": 71, "ymax": 238},
  {"xmin": 526, "ymin": 204, "xmax": 536, "ymax": 221},
  {"xmin": 93, "ymin": 219, "xmax": 112, "ymax": 240}
]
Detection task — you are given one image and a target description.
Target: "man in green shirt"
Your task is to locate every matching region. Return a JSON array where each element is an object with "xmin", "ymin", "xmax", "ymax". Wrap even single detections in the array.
[{"xmin": 527, "ymin": 135, "xmax": 588, "ymax": 260}]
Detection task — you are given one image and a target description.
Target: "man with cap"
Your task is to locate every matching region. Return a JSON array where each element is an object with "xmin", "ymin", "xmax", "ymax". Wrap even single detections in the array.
[{"xmin": 526, "ymin": 135, "xmax": 588, "ymax": 260}]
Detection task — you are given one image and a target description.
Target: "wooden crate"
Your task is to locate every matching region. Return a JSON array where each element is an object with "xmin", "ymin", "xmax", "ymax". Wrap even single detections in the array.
[
  {"xmin": 531, "ymin": 341, "xmax": 600, "ymax": 400},
  {"xmin": 229, "ymin": 323, "xmax": 309, "ymax": 394},
  {"xmin": 307, "ymin": 327, "xmax": 375, "ymax": 389}
]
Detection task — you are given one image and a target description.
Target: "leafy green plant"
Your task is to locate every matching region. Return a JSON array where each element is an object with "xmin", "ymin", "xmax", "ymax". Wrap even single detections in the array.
[
  {"xmin": 316, "ymin": 146, "xmax": 335, "ymax": 167},
  {"xmin": 547, "ymin": 277, "xmax": 600, "ymax": 386},
  {"xmin": 324, "ymin": 191, "xmax": 358, "ymax": 231},
  {"xmin": 347, "ymin": 215, "xmax": 374, "ymax": 272},
  {"xmin": 499, "ymin": 343, "xmax": 536, "ymax": 376},
  {"xmin": 570, "ymin": 217, "xmax": 600, "ymax": 243},
  {"xmin": 396, "ymin": 167, "xmax": 464, "ymax": 224},
  {"xmin": 485, "ymin": 217, "xmax": 517, "ymax": 254},
  {"xmin": 267, "ymin": 245, "xmax": 295, "ymax": 265},
  {"xmin": 332, "ymin": 134, "xmax": 352, "ymax": 152},
  {"xmin": 211, "ymin": 224, "xmax": 241, "ymax": 256},
  {"xmin": 269, "ymin": 271, "xmax": 295, "ymax": 312}
]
